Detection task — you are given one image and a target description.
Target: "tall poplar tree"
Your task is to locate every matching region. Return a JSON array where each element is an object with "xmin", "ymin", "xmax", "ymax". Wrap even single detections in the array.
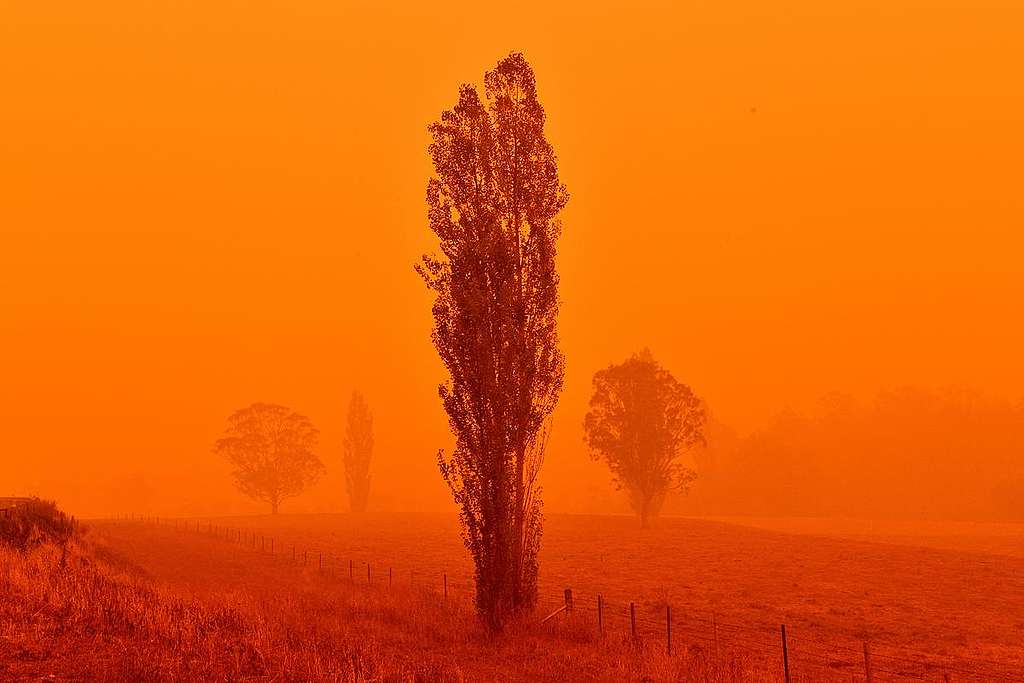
[
  {"xmin": 417, "ymin": 53, "xmax": 568, "ymax": 630},
  {"xmin": 343, "ymin": 390, "xmax": 374, "ymax": 513}
]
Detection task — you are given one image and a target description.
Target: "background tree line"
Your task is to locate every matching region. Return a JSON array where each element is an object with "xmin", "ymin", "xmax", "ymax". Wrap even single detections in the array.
[{"xmin": 671, "ymin": 387, "xmax": 1024, "ymax": 520}]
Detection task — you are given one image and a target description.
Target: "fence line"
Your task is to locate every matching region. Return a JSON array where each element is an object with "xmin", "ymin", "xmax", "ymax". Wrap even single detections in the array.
[{"xmin": 111, "ymin": 514, "xmax": 1024, "ymax": 682}]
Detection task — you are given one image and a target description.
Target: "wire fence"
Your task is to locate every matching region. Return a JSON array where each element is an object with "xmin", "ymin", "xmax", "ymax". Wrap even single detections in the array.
[{"xmin": 110, "ymin": 514, "xmax": 1024, "ymax": 682}]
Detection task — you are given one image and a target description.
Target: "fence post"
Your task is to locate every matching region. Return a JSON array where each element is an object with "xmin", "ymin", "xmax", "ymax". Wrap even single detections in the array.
[
  {"xmin": 444, "ymin": 573, "xmax": 448, "ymax": 600},
  {"xmin": 597, "ymin": 595, "xmax": 603, "ymax": 635},
  {"xmin": 713, "ymin": 613, "xmax": 720, "ymax": 664},
  {"xmin": 349, "ymin": 559, "xmax": 354, "ymax": 582},
  {"xmin": 367, "ymin": 563, "xmax": 371, "ymax": 585},
  {"xmin": 564, "ymin": 588, "xmax": 573, "ymax": 611},
  {"xmin": 630, "ymin": 602, "xmax": 637, "ymax": 640},
  {"xmin": 389, "ymin": 567, "xmax": 392, "ymax": 588},
  {"xmin": 319, "ymin": 552, "xmax": 322, "ymax": 571},
  {"xmin": 781, "ymin": 624, "xmax": 791, "ymax": 683},
  {"xmin": 666, "ymin": 605, "xmax": 672, "ymax": 655},
  {"xmin": 863, "ymin": 642, "xmax": 873, "ymax": 683}
]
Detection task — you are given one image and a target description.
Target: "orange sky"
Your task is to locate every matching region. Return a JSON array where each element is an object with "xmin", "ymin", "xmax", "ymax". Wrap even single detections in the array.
[{"xmin": 3, "ymin": 0, "xmax": 1022, "ymax": 518}]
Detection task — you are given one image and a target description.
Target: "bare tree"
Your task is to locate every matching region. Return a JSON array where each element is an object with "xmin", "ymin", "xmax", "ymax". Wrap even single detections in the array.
[
  {"xmin": 213, "ymin": 402, "xmax": 324, "ymax": 514},
  {"xmin": 343, "ymin": 390, "xmax": 373, "ymax": 513},
  {"xmin": 416, "ymin": 53, "xmax": 568, "ymax": 630},
  {"xmin": 583, "ymin": 350, "xmax": 706, "ymax": 528}
]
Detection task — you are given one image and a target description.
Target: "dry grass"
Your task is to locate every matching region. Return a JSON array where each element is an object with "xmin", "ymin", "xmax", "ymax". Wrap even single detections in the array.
[
  {"xmin": 97, "ymin": 512, "xmax": 1024, "ymax": 681},
  {"xmin": 0, "ymin": 524, "xmax": 782, "ymax": 682},
  {"xmin": 0, "ymin": 498, "xmax": 75, "ymax": 550},
  {"xmin": 0, "ymin": 538, "xmax": 459, "ymax": 681}
]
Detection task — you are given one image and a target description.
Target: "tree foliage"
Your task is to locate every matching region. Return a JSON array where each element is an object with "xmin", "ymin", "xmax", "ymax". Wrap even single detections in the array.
[
  {"xmin": 416, "ymin": 53, "xmax": 567, "ymax": 630},
  {"xmin": 583, "ymin": 350, "xmax": 706, "ymax": 528},
  {"xmin": 213, "ymin": 403, "xmax": 324, "ymax": 514},
  {"xmin": 343, "ymin": 390, "xmax": 374, "ymax": 513}
]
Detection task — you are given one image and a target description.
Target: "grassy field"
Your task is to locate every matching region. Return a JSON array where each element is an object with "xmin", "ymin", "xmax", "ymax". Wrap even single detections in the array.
[
  {"xmin": 2, "ymin": 521, "xmax": 774, "ymax": 682},
  {"xmin": 6, "ymin": 511, "xmax": 1022, "ymax": 681},
  {"xmin": 92, "ymin": 512, "xmax": 1024, "ymax": 681},
  {"xmin": 705, "ymin": 516, "xmax": 1024, "ymax": 559}
]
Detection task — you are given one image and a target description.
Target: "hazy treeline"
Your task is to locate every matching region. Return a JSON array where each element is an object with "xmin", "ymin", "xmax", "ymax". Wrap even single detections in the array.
[{"xmin": 678, "ymin": 387, "xmax": 1024, "ymax": 520}]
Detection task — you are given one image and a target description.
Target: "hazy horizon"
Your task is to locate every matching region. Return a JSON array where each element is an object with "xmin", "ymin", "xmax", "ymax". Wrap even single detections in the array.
[{"xmin": 5, "ymin": 0, "xmax": 1023, "ymax": 522}]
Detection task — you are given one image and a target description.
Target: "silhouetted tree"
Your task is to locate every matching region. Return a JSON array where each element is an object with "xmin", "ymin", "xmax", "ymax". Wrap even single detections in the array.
[
  {"xmin": 583, "ymin": 350, "xmax": 706, "ymax": 528},
  {"xmin": 213, "ymin": 403, "xmax": 324, "ymax": 514},
  {"xmin": 343, "ymin": 390, "xmax": 373, "ymax": 513},
  {"xmin": 417, "ymin": 53, "xmax": 568, "ymax": 630}
]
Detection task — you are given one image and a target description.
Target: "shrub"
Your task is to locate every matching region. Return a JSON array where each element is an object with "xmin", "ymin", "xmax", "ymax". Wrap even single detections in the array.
[{"xmin": 0, "ymin": 498, "xmax": 75, "ymax": 550}]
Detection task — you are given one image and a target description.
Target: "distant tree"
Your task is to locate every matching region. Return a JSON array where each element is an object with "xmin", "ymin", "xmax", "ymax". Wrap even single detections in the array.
[
  {"xmin": 583, "ymin": 350, "xmax": 706, "ymax": 528},
  {"xmin": 416, "ymin": 53, "xmax": 568, "ymax": 630},
  {"xmin": 343, "ymin": 390, "xmax": 374, "ymax": 513},
  {"xmin": 213, "ymin": 403, "xmax": 324, "ymax": 514}
]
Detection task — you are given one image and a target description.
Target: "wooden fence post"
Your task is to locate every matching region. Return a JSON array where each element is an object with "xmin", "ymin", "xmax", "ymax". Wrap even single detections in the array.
[
  {"xmin": 713, "ymin": 613, "xmax": 720, "ymax": 664},
  {"xmin": 444, "ymin": 573, "xmax": 448, "ymax": 600},
  {"xmin": 630, "ymin": 602, "xmax": 637, "ymax": 640},
  {"xmin": 367, "ymin": 563, "xmax": 371, "ymax": 585},
  {"xmin": 564, "ymin": 588, "xmax": 573, "ymax": 611},
  {"xmin": 666, "ymin": 605, "xmax": 672, "ymax": 655},
  {"xmin": 781, "ymin": 624, "xmax": 791, "ymax": 683},
  {"xmin": 597, "ymin": 595, "xmax": 603, "ymax": 635},
  {"xmin": 863, "ymin": 642, "xmax": 873, "ymax": 683},
  {"xmin": 389, "ymin": 567, "xmax": 392, "ymax": 588}
]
